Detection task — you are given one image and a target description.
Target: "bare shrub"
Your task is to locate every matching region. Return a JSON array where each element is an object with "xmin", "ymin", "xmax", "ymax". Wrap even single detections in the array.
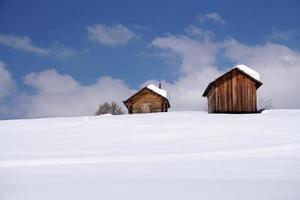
[
  {"xmin": 95, "ymin": 101, "xmax": 124, "ymax": 115},
  {"xmin": 257, "ymin": 98, "xmax": 273, "ymax": 113}
]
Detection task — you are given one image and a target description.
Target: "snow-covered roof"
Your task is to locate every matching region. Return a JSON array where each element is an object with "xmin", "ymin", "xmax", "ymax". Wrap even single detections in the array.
[
  {"xmin": 147, "ymin": 84, "xmax": 168, "ymax": 99},
  {"xmin": 234, "ymin": 64, "xmax": 260, "ymax": 82}
]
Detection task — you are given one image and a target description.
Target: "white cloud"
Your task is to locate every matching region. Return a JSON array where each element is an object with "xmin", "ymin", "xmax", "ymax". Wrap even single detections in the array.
[
  {"xmin": 152, "ymin": 34, "xmax": 219, "ymax": 75},
  {"xmin": 150, "ymin": 34, "xmax": 222, "ymax": 110},
  {"xmin": 184, "ymin": 25, "xmax": 215, "ymax": 41},
  {"xmin": 265, "ymin": 29, "xmax": 298, "ymax": 43},
  {"xmin": 0, "ymin": 33, "xmax": 85, "ymax": 59},
  {"xmin": 198, "ymin": 13, "xmax": 226, "ymax": 25},
  {"xmin": 223, "ymin": 39, "xmax": 300, "ymax": 108},
  {"xmin": 48, "ymin": 44, "xmax": 89, "ymax": 59},
  {"xmin": 18, "ymin": 69, "xmax": 134, "ymax": 118},
  {"xmin": 87, "ymin": 24, "xmax": 138, "ymax": 46},
  {"xmin": 0, "ymin": 34, "xmax": 49, "ymax": 56}
]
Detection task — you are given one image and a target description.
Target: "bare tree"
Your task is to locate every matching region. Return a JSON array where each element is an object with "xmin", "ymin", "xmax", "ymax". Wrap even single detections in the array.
[
  {"xmin": 257, "ymin": 98, "xmax": 273, "ymax": 113},
  {"xmin": 95, "ymin": 101, "xmax": 124, "ymax": 115}
]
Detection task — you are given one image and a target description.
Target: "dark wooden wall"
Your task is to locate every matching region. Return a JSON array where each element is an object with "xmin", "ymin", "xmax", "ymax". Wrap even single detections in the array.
[
  {"xmin": 125, "ymin": 89, "xmax": 168, "ymax": 114},
  {"xmin": 207, "ymin": 70, "xmax": 257, "ymax": 113}
]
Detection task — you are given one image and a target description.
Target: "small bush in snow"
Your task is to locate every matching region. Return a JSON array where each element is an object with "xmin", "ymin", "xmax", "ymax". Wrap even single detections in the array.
[
  {"xmin": 95, "ymin": 101, "xmax": 124, "ymax": 115},
  {"xmin": 257, "ymin": 98, "xmax": 273, "ymax": 113}
]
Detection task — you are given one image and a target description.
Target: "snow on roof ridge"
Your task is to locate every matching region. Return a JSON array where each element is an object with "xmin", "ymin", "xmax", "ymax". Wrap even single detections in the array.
[
  {"xmin": 146, "ymin": 84, "xmax": 168, "ymax": 99},
  {"xmin": 234, "ymin": 64, "xmax": 260, "ymax": 81}
]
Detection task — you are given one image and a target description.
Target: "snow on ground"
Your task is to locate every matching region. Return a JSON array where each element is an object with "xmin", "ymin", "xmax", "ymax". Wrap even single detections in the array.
[{"xmin": 0, "ymin": 110, "xmax": 300, "ymax": 200}]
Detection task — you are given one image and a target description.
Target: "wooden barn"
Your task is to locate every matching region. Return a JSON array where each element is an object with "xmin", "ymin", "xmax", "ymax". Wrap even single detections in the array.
[
  {"xmin": 123, "ymin": 83, "xmax": 170, "ymax": 114},
  {"xmin": 202, "ymin": 65, "xmax": 263, "ymax": 113}
]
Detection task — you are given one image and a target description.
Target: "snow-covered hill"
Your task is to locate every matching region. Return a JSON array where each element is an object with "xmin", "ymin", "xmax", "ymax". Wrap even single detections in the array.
[{"xmin": 1, "ymin": 110, "xmax": 300, "ymax": 200}]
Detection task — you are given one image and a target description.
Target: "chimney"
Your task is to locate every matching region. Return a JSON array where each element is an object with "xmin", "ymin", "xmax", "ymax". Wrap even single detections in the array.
[{"xmin": 159, "ymin": 82, "xmax": 162, "ymax": 89}]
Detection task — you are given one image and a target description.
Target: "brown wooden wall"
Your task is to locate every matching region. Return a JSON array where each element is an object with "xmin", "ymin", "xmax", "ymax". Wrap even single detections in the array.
[
  {"xmin": 126, "ymin": 89, "xmax": 168, "ymax": 114},
  {"xmin": 207, "ymin": 70, "xmax": 257, "ymax": 113}
]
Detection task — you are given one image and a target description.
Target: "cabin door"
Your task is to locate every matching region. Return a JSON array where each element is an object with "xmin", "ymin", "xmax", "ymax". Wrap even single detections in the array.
[{"xmin": 141, "ymin": 103, "xmax": 151, "ymax": 113}]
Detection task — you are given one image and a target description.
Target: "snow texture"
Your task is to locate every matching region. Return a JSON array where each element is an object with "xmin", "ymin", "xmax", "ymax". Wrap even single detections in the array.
[
  {"xmin": 1, "ymin": 110, "xmax": 300, "ymax": 200},
  {"xmin": 234, "ymin": 64, "xmax": 261, "ymax": 81},
  {"xmin": 147, "ymin": 84, "xmax": 168, "ymax": 98}
]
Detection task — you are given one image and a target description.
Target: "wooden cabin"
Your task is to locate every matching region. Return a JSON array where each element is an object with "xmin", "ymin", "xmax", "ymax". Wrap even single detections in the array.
[
  {"xmin": 123, "ymin": 83, "xmax": 170, "ymax": 114},
  {"xmin": 202, "ymin": 65, "xmax": 262, "ymax": 113}
]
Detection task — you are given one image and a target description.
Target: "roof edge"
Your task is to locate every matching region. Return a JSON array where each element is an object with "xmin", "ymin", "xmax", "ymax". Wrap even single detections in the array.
[{"xmin": 202, "ymin": 68, "xmax": 263, "ymax": 97}]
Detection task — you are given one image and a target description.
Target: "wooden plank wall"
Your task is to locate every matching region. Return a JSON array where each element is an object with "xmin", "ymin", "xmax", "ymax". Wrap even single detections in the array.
[{"xmin": 207, "ymin": 70, "xmax": 257, "ymax": 113}]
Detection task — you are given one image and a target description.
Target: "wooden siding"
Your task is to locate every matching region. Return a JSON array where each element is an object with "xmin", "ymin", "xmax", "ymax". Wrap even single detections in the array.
[
  {"xmin": 207, "ymin": 70, "xmax": 258, "ymax": 113},
  {"xmin": 124, "ymin": 88, "xmax": 169, "ymax": 114}
]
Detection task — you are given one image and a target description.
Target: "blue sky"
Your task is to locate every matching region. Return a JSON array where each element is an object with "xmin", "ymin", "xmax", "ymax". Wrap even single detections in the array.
[{"xmin": 0, "ymin": 0, "xmax": 300, "ymax": 119}]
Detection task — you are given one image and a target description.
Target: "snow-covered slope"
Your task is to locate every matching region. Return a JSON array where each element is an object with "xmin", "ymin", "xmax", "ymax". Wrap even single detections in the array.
[{"xmin": 1, "ymin": 110, "xmax": 300, "ymax": 200}]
